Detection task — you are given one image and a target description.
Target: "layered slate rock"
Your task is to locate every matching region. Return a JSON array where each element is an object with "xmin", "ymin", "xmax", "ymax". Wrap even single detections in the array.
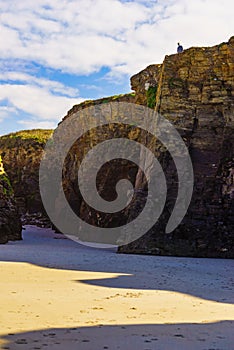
[
  {"xmin": 0, "ymin": 156, "xmax": 22, "ymax": 244},
  {"xmin": 59, "ymin": 38, "xmax": 233, "ymax": 257},
  {"xmin": 0, "ymin": 129, "xmax": 53, "ymax": 218},
  {"xmin": 62, "ymin": 93, "xmax": 135, "ymax": 123},
  {"xmin": 118, "ymin": 37, "xmax": 234, "ymax": 257},
  {"xmin": 50, "ymin": 94, "xmax": 137, "ymax": 234}
]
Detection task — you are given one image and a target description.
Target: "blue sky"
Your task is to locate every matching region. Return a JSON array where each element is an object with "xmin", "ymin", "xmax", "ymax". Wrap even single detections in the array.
[{"xmin": 0, "ymin": 0, "xmax": 233, "ymax": 135}]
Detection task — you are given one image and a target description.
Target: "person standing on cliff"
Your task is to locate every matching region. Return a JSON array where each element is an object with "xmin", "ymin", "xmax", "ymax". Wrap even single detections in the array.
[{"xmin": 177, "ymin": 42, "xmax": 183, "ymax": 53}]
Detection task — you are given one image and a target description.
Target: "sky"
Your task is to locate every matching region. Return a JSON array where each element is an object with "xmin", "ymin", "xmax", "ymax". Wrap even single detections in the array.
[{"xmin": 0, "ymin": 0, "xmax": 233, "ymax": 136}]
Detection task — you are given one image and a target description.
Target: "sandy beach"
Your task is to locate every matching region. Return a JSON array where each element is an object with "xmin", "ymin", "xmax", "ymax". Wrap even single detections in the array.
[{"xmin": 0, "ymin": 226, "xmax": 233, "ymax": 350}]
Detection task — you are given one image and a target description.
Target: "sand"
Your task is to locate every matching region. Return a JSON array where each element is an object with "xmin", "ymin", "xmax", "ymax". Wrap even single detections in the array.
[{"xmin": 0, "ymin": 225, "xmax": 233, "ymax": 349}]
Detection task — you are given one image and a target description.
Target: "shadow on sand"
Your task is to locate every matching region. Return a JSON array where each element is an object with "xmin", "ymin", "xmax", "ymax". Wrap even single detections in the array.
[
  {"xmin": 1, "ymin": 321, "xmax": 233, "ymax": 350},
  {"xmin": 0, "ymin": 226, "xmax": 233, "ymax": 304}
]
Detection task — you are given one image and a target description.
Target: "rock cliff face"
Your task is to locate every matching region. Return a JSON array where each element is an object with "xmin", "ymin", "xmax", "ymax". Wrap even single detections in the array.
[
  {"xmin": 0, "ymin": 156, "xmax": 22, "ymax": 243},
  {"xmin": 52, "ymin": 93, "xmax": 136, "ymax": 232},
  {"xmin": 0, "ymin": 39, "xmax": 233, "ymax": 256},
  {"xmin": 118, "ymin": 37, "xmax": 234, "ymax": 257},
  {"xmin": 59, "ymin": 37, "xmax": 233, "ymax": 257},
  {"xmin": 62, "ymin": 93, "xmax": 135, "ymax": 123},
  {"xmin": 0, "ymin": 130, "xmax": 53, "ymax": 220}
]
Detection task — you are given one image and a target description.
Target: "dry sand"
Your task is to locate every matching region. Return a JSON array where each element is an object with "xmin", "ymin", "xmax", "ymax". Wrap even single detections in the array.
[{"xmin": 0, "ymin": 225, "xmax": 233, "ymax": 349}]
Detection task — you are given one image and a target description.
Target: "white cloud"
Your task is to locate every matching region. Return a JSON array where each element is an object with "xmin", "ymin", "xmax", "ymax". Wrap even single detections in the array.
[
  {"xmin": 0, "ymin": 0, "xmax": 233, "ymax": 134},
  {"xmin": 0, "ymin": 106, "xmax": 18, "ymax": 120},
  {"xmin": 1, "ymin": 0, "xmax": 231, "ymax": 76},
  {"xmin": 18, "ymin": 119, "xmax": 57, "ymax": 130},
  {"xmin": 0, "ymin": 71, "xmax": 79, "ymax": 97},
  {"xmin": 0, "ymin": 0, "xmax": 149, "ymax": 74},
  {"xmin": 0, "ymin": 70, "xmax": 83, "ymax": 127},
  {"xmin": 0, "ymin": 83, "xmax": 83, "ymax": 122}
]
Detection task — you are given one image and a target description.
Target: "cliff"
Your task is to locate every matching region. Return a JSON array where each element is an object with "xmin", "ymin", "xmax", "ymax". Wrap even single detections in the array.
[
  {"xmin": 46, "ymin": 93, "xmax": 137, "ymax": 233},
  {"xmin": 59, "ymin": 37, "xmax": 233, "ymax": 257},
  {"xmin": 62, "ymin": 93, "xmax": 135, "ymax": 122},
  {"xmin": 0, "ymin": 129, "xmax": 53, "ymax": 223},
  {"xmin": 0, "ymin": 38, "xmax": 233, "ymax": 256},
  {"xmin": 118, "ymin": 36, "xmax": 234, "ymax": 257},
  {"xmin": 0, "ymin": 155, "xmax": 22, "ymax": 243}
]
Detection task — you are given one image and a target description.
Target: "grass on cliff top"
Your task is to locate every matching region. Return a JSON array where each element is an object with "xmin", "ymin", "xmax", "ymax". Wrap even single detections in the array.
[
  {"xmin": 0, "ymin": 129, "xmax": 53, "ymax": 147},
  {"xmin": 68, "ymin": 92, "xmax": 136, "ymax": 112}
]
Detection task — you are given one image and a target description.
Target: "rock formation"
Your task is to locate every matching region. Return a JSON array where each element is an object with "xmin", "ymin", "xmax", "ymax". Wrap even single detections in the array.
[
  {"xmin": 0, "ymin": 129, "xmax": 53, "ymax": 225},
  {"xmin": 59, "ymin": 37, "xmax": 234, "ymax": 257},
  {"xmin": 0, "ymin": 38, "xmax": 233, "ymax": 256},
  {"xmin": 0, "ymin": 155, "xmax": 22, "ymax": 243},
  {"xmin": 44, "ymin": 93, "xmax": 136, "ymax": 233},
  {"xmin": 117, "ymin": 36, "xmax": 234, "ymax": 257}
]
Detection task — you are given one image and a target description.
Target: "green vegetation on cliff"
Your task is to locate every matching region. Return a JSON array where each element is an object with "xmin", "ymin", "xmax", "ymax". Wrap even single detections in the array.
[
  {"xmin": 0, "ymin": 155, "xmax": 22, "ymax": 244},
  {"xmin": 64, "ymin": 92, "xmax": 135, "ymax": 121},
  {"xmin": 0, "ymin": 129, "xmax": 53, "ymax": 148},
  {"xmin": 0, "ymin": 155, "xmax": 13, "ymax": 197},
  {"xmin": 146, "ymin": 86, "xmax": 157, "ymax": 108},
  {"xmin": 0, "ymin": 129, "xmax": 54, "ymax": 215}
]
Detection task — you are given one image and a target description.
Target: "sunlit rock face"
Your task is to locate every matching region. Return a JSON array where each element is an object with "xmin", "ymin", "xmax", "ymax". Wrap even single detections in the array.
[
  {"xmin": 0, "ymin": 155, "xmax": 22, "ymax": 244},
  {"xmin": 61, "ymin": 38, "xmax": 233, "ymax": 257},
  {"xmin": 118, "ymin": 37, "xmax": 234, "ymax": 257}
]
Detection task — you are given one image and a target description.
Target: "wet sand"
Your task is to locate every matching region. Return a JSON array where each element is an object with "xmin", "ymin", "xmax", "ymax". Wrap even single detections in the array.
[{"xmin": 0, "ymin": 226, "xmax": 233, "ymax": 349}]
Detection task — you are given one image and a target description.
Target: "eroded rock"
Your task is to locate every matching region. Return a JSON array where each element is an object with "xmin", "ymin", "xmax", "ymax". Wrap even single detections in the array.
[
  {"xmin": 59, "ymin": 38, "xmax": 234, "ymax": 257},
  {"xmin": 0, "ymin": 129, "xmax": 53, "ymax": 216},
  {"xmin": 118, "ymin": 37, "xmax": 234, "ymax": 257},
  {"xmin": 0, "ymin": 156, "xmax": 22, "ymax": 243}
]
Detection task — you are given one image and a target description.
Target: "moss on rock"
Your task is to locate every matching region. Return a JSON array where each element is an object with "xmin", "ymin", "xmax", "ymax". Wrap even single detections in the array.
[{"xmin": 0, "ymin": 155, "xmax": 22, "ymax": 243}]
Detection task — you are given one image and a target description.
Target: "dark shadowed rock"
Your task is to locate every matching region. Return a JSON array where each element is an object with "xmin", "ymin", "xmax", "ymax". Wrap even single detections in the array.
[{"xmin": 0, "ymin": 129, "xmax": 53, "ymax": 218}]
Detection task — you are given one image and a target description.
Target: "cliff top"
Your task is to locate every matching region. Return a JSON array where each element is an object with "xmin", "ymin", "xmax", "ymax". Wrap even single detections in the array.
[
  {"xmin": 62, "ymin": 92, "xmax": 135, "ymax": 122},
  {"xmin": 0, "ymin": 129, "xmax": 53, "ymax": 148}
]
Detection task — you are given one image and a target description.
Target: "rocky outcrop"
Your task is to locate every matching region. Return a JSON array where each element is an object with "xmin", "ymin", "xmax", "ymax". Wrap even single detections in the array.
[
  {"xmin": 0, "ymin": 39, "xmax": 233, "ymax": 257},
  {"xmin": 118, "ymin": 36, "xmax": 234, "ymax": 257},
  {"xmin": 0, "ymin": 129, "xmax": 53, "ymax": 218},
  {"xmin": 51, "ymin": 93, "xmax": 137, "ymax": 232},
  {"xmin": 0, "ymin": 156, "xmax": 22, "ymax": 243},
  {"xmin": 62, "ymin": 93, "xmax": 135, "ymax": 123},
  {"xmin": 59, "ymin": 37, "xmax": 233, "ymax": 257}
]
